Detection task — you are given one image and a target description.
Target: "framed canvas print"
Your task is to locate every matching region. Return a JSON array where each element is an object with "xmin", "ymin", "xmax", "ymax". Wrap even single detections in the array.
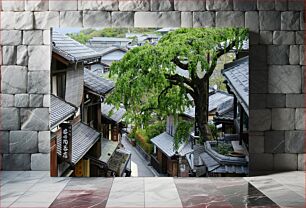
[{"xmin": 50, "ymin": 27, "xmax": 249, "ymax": 177}]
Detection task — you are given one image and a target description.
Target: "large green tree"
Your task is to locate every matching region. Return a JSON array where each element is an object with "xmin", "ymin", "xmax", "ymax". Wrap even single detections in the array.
[{"xmin": 108, "ymin": 28, "xmax": 248, "ymax": 144}]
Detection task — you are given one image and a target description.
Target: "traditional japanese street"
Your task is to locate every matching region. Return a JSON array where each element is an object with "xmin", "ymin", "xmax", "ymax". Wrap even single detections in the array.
[
  {"xmin": 121, "ymin": 135, "xmax": 156, "ymax": 177},
  {"xmin": 47, "ymin": 28, "xmax": 252, "ymax": 178}
]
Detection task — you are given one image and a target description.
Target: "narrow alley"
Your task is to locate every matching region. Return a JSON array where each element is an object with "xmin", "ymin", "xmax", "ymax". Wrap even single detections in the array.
[{"xmin": 121, "ymin": 135, "xmax": 156, "ymax": 177}]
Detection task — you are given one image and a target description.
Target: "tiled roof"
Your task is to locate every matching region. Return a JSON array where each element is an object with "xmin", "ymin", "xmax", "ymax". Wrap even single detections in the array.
[
  {"xmin": 107, "ymin": 149, "xmax": 131, "ymax": 176},
  {"xmin": 183, "ymin": 90, "xmax": 233, "ymax": 118},
  {"xmin": 216, "ymin": 98, "xmax": 234, "ymax": 115},
  {"xmin": 101, "ymin": 103, "xmax": 126, "ymax": 123},
  {"xmin": 200, "ymin": 152, "xmax": 248, "ymax": 174},
  {"xmin": 205, "ymin": 141, "xmax": 247, "ymax": 165},
  {"xmin": 88, "ymin": 37, "xmax": 132, "ymax": 42},
  {"xmin": 52, "ymin": 31, "xmax": 102, "ymax": 62},
  {"xmin": 50, "ymin": 95, "xmax": 77, "ymax": 129},
  {"xmin": 215, "ymin": 110, "xmax": 234, "ymax": 121},
  {"xmin": 223, "ymin": 56, "xmax": 249, "ymax": 115},
  {"xmin": 57, "ymin": 122, "xmax": 100, "ymax": 165},
  {"xmin": 211, "ymin": 165, "xmax": 248, "ymax": 174},
  {"xmin": 151, "ymin": 132, "xmax": 193, "ymax": 158},
  {"xmin": 100, "ymin": 138, "xmax": 118, "ymax": 164},
  {"xmin": 215, "ymin": 98, "xmax": 234, "ymax": 121},
  {"xmin": 100, "ymin": 47, "xmax": 127, "ymax": 65},
  {"xmin": 209, "ymin": 91, "xmax": 233, "ymax": 112},
  {"xmin": 84, "ymin": 68, "xmax": 115, "ymax": 95},
  {"xmin": 198, "ymin": 140, "xmax": 248, "ymax": 174},
  {"xmin": 199, "ymin": 152, "xmax": 220, "ymax": 172},
  {"xmin": 99, "ymin": 47, "xmax": 128, "ymax": 56}
]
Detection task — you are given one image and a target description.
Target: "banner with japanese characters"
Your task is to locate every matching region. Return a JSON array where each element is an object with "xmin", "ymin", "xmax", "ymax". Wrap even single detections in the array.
[{"xmin": 60, "ymin": 123, "xmax": 72, "ymax": 163}]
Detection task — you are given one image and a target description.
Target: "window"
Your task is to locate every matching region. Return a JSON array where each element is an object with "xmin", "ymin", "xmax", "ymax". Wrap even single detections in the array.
[{"xmin": 51, "ymin": 73, "xmax": 66, "ymax": 99}]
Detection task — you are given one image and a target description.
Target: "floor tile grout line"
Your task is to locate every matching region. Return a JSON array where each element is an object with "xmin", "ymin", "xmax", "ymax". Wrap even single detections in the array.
[
  {"xmin": 6, "ymin": 173, "xmax": 47, "ymax": 207},
  {"xmin": 1, "ymin": 171, "xmax": 24, "ymax": 187},
  {"xmin": 246, "ymin": 176, "xmax": 305, "ymax": 199},
  {"xmin": 268, "ymin": 176, "xmax": 305, "ymax": 199},
  {"xmin": 48, "ymin": 177, "xmax": 72, "ymax": 207},
  {"xmin": 104, "ymin": 177, "xmax": 117, "ymax": 208},
  {"xmin": 245, "ymin": 177, "xmax": 303, "ymax": 208}
]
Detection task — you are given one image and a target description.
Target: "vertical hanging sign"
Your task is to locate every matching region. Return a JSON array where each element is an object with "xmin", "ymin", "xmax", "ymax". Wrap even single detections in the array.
[{"xmin": 60, "ymin": 123, "xmax": 72, "ymax": 162}]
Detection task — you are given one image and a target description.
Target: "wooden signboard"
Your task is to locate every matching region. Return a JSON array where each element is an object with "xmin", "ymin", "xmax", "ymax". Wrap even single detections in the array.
[{"xmin": 60, "ymin": 123, "xmax": 72, "ymax": 163}]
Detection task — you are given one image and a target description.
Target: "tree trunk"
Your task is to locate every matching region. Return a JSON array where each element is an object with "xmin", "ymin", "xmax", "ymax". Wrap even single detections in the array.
[{"xmin": 194, "ymin": 77, "xmax": 211, "ymax": 142}]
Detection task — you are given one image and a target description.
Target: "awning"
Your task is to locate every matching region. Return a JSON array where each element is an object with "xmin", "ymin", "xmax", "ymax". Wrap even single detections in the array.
[
  {"xmin": 107, "ymin": 149, "xmax": 131, "ymax": 176},
  {"xmin": 50, "ymin": 95, "xmax": 77, "ymax": 130},
  {"xmin": 100, "ymin": 138, "xmax": 118, "ymax": 164},
  {"xmin": 101, "ymin": 103, "xmax": 126, "ymax": 123},
  {"xmin": 57, "ymin": 122, "xmax": 100, "ymax": 165},
  {"xmin": 84, "ymin": 68, "xmax": 115, "ymax": 96},
  {"xmin": 52, "ymin": 31, "xmax": 102, "ymax": 63},
  {"xmin": 151, "ymin": 132, "xmax": 193, "ymax": 158}
]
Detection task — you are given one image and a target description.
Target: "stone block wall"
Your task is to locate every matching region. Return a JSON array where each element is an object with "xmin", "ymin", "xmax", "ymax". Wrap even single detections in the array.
[{"xmin": 0, "ymin": 0, "xmax": 304, "ymax": 174}]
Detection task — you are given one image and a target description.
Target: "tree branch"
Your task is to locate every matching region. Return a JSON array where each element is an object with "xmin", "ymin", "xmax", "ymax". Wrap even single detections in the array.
[
  {"xmin": 172, "ymin": 56, "xmax": 188, "ymax": 70},
  {"xmin": 205, "ymin": 39, "xmax": 237, "ymax": 79},
  {"xmin": 167, "ymin": 79, "xmax": 195, "ymax": 98},
  {"xmin": 140, "ymin": 84, "xmax": 174, "ymax": 113},
  {"xmin": 165, "ymin": 73, "xmax": 193, "ymax": 90}
]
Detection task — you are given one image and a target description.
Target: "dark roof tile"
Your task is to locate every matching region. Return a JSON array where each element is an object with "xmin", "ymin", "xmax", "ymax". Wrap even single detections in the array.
[
  {"xmin": 52, "ymin": 31, "xmax": 102, "ymax": 62},
  {"xmin": 57, "ymin": 122, "xmax": 100, "ymax": 165},
  {"xmin": 101, "ymin": 103, "xmax": 126, "ymax": 123},
  {"xmin": 84, "ymin": 68, "xmax": 115, "ymax": 95},
  {"xmin": 223, "ymin": 56, "xmax": 249, "ymax": 114},
  {"xmin": 50, "ymin": 95, "xmax": 77, "ymax": 129}
]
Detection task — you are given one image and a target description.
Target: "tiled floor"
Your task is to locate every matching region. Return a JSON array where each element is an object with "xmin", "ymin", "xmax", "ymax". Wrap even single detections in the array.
[{"xmin": 1, "ymin": 171, "xmax": 305, "ymax": 208}]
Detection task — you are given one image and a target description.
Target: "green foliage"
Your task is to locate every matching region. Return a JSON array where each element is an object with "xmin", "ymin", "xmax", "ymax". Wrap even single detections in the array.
[
  {"xmin": 130, "ymin": 121, "xmax": 165, "ymax": 154},
  {"xmin": 216, "ymin": 143, "xmax": 233, "ymax": 155},
  {"xmin": 136, "ymin": 128, "xmax": 150, "ymax": 142},
  {"xmin": 208, "ymin": 123, "xmax": 218, "ymax": 140},
  {"xmin": 146, "ymin": 121, "xmax": 166, "ymax": 139},
  {"xmin": 173, "ymin": 120, "xmax": 193, "ymax": 150},
  {"xmin": 107, "ymin": 28, "xmax": 248, "ymax": 138},
  {"xmin": 128, "ymin": 128, "xmax": 137, "ymax": 139},
  {"xmin": 135, "ymin": 128, "xmax": 153, "ymax": 154},
  {"xmin": 68, "ymin": 32, "xmax": 91, "ymax": 44},
  {"xmin": 68, "ymin": 28, "xmax": 158, "ymax": 44},
  {"xmin": 209, "ymin": 76, "xmax": 226, "ymax": 91},
  {"xmin": 209, "ymin": 53, "xmax": 236, "ymax": 91}
]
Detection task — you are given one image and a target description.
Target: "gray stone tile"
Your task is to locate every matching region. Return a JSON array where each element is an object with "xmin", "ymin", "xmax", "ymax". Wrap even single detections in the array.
[
  {"xmin": 248, "ymin": 175, "xmax": 304, "ymax": 207},
  {"xmin": 145, "ymin": 190, "xmax": 183, "ymax": 208},
  {"xmin": 110, "ymin": 177, "xmax": 144, "ymax": 193},
  {"xmin": 274, "ymin": 153, "xmax": 298, "ymax": 170},
  {"xmin": 28, "ymin": 177, "xmax": 69, "ymax": 192},
  {"xmin": 3, "ymin": 154, "xmax": 31, "ymax": 171},
  {"xmin": 145, "ymin": 177, "xmax": 177, "ymax": 192},
  {"xmin": 106, "ymin": 191, "xmax": 144, "ymax": 208},
  {"xmin": 264, "ymin": 131, "xmax": 285, "ymax": 153},
  {"xmin": 9, "ymin": 191, "xmax": 60, "ymax": 208}
]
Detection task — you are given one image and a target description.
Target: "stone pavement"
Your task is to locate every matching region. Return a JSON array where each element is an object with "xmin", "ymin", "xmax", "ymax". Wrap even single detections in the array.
[
  {"xmin": 121, "ymin": 136, "xmax": 156, "ymax": 177},
  {"xmin": 1, "ymin": 171, "xmax": 305, "ymax": 208}
]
